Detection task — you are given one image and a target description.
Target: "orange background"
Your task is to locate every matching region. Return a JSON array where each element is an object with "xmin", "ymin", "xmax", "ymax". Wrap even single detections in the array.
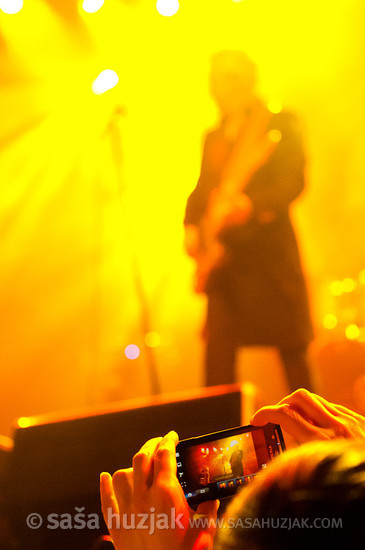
[{"xmin": 1, "ymin": 0, "xmax": 365, "ymax": 437}]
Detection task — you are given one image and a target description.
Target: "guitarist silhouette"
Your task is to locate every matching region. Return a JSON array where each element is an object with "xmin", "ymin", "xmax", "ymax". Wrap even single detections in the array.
[{"xmin": 184, "ymin": 51, "xmax": 314, "ymax": 391}]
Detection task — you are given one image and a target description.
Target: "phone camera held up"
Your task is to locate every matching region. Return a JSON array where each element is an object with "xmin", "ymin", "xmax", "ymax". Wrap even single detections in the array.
[{"xmin": 176, "ymin": 423, "xmax": 285, "ymax": 507}]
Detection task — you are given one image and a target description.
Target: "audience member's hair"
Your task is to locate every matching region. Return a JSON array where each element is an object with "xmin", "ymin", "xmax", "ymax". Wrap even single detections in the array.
[{"xmin": 216, "ymin": 439, "xmax": 365, "ymax": 550}]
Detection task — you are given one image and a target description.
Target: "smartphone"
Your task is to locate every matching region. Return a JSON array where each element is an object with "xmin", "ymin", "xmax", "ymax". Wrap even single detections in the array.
[{"xmin": 176, "ymin": 423, "xmax": 285, "ymax": 507}]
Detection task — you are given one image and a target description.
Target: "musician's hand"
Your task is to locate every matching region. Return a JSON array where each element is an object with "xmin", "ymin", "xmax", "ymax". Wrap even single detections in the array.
[
  {"xmin": 184, "ymin": 225, "xmax": 201, "ymax": 259},
  {"xmin": 224, "ymin": 193, "xmax": 253, "ymax": 227},
  {"xmin": 250, "ymin": 389, "xmax": 365, "ymax": 445},
  {"xmin": 100, "ymin": 431, "xmax": 219, "ymax": 550},
  {"xmin": 209, "ymin": 190, "xmax": 253, "ymax": 233}
]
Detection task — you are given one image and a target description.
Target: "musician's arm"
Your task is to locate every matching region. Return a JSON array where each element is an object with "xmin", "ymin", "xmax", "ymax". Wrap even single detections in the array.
[
  {"xmin": 184, "ymin": 133, "xmax": 218, "ymax": 227},
  {"xmin": 245, "ymin": 113, "xmax": 306, "ymax": 214}
]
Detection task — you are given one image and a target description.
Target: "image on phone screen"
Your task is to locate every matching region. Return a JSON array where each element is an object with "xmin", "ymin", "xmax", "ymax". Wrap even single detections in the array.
[{"xmin": 176, "ymin": 423, "xmax": 285, "ymax": 506}]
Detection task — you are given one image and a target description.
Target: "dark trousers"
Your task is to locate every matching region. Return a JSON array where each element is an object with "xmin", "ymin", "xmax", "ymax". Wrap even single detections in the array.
[
  {"xmin": 206, "ymin": 336, "xmax": 313, "ymax": 392},
  {"xmin": 205, "ymin": 296, "xmax": 314, "ymax": 392}
]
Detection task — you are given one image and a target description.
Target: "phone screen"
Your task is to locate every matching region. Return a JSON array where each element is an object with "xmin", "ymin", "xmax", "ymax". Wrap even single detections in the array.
[{"xmin": 176, "ymin": 423, "xmax": 285, "ymax": 506}]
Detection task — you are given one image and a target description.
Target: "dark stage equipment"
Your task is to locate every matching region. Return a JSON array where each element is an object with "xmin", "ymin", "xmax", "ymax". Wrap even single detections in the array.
[{"xmin": 2, "ymin": 383, "xmax": 257, "ymax": 550}]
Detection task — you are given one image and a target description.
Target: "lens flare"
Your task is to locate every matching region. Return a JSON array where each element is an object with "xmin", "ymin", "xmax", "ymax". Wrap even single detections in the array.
[
  {"xmin": 91, "ymin": 70, "xmax": 119, "ymax": 95},
  {"xmin": 125, "ymin": 344, "xmax": 140, "ymax": 360},
  {"xmin": 82, "ymin": 0, "xmax": 104, "ymax": 13},
  {"xmin": 0, "ymin": 0, "xmax": 23, "ymax": 14},
  {"xmin": 156, "ymin": 0, "xmax": 179, "ymax": 17}
]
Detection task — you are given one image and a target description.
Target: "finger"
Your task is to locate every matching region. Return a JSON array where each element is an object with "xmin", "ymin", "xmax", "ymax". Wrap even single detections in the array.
[
  {"xmin": 112, "ymin": 468, "xmax": 133, "ymax": 511},
  {"xmin": 100, "ymin": 472, "xmax": 119, "ymax": 528},
  {"xmin": 196, "ymin": 499, "xmax": 220, "ymax": 520},
  {"xmin": 313, "ymin": 396, "xmax": 365, "ymax": 437},
  {"xmin": 153, "ymin": 431, "xmax": 179, "ymax": 483},
  {"xmin": 133, "ymin": 436, "xmax": 163, "ymax": 502},
  {"xmin": 250, "ymin": 404, "xmax": 331, "ymax": 444},
  {"xmin": 278, "ymin": 389, "xmax": 350, "ymax": 431},
  {"xmin": 192, "ymin": 532, "xmax": 214, "ymax": 550},
  {"xmin": 314, "ymin": 395, "xmax": 365, "ymax": 420}
]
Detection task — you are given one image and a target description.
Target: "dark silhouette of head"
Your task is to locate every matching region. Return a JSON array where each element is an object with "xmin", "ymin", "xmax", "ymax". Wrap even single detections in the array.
[{"xmin": 216, "ymin": 439, "xmax": 365, "ymax": 550}]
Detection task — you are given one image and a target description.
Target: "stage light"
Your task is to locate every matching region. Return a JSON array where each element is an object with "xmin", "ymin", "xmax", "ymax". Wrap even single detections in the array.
[
  {"xmin": 125, "ymin": 344, "xmax": 140, "ymax": 360},
  {"xmin": 18, "ymin": 417, "xmax": 33, "ymax": 428},
  {"xmin": 268, "ymin": 129, "xmax": 282, "ymax": 143},
  {"xmin": 268, "ymin": 99, "xmax": 283, "ymax": 114},
  {"xmin": 329, "ymin": 280, "xmax": 343, "ymax": 296},
  {"xmin": 343, "ymin": 277, "xmax": 356, "ymax": 293},
  {"xmin": 323, "ymin": 313, "xmax": 337, "ymax": 330},
  {"xmin": 156, "ymin": 0, "xmax": 179, "ymax": 17},
  {"xmin": 145, "ymin": 331, "xmax": 161, "ymax": 348},
  {"xmin": 82, "ymin": 0, "xmax": 104, "ymax": 13},
  {"xmin": 91, "ymin": 70, "xmax": 119, "ymax": 95},
  {"xmin": 0, "ymin": 0, "xmax": 23, "ymax": 14},
  {"xmin": 345, "ymin": 324, "xmax": 360, "ymax": 341}
]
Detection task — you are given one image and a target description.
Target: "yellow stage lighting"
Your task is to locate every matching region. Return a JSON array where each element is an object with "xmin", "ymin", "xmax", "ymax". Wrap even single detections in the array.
[
  {"xmin": 268, "ymin": 129, "xmax": 282, "ymax": 143},
  {"xmin": 267, "ymin": 99, "xmax": 283, "ymax": 114},
  {"xmin": 145, "ymin": 331, "xmax": 161, "ymax": 348},
  {"xmin": 156, "ymin": 0, "xmax": 179, "ymax": 17},
  {"xmin": 323, "ymin": 314, "xmax": 338, "ymax": 330},
  {"xmin": 0, "ymin": 0, "xmax": 23, "ymax": 14},
  {"xmin": 342, "ymin": 277, "xmax": 356, "ymax": 293},
  {"xmin": 329, "ymin": 280, "xmax": 343, "ymax": 296},
  {"xmin": 345, "ymin": 324, "xmax": 360, "ymax": 341},
  {"xmin": 18, "ymin": 417, "xmax": 33, "ymax": 428},
  {"xmin": 82, "ymin": 0, "xmax": 104, "ymax": 14},
  {"xmin": 91, "ymin": 70, "xmax": 119, "ymax": 95}
]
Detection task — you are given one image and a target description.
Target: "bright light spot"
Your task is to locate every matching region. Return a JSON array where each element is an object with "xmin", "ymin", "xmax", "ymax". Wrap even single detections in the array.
[
  {"xmin": 201, "ymin": 448, "xmax": 205, "ymax": 453},
  {"xmin": 92, "ymin": 70, "xmax": 119, "ymax": 95},
  {"xmin": 145, "ymin": 331, "xmax": 161, "ymax": 348},
  {"xmin": 323, "ymin": 313, "xmax": 338, "ymax": 330},
  {"xmin": 359, "ymin": 270, "xmax": 365, "ymax": 285},
  {"xmin": 0, "ymin": 0, "xmax": 23, "ymax": 14},
  {"xmin": 125, "ymin": 344, "xmax": 140, "ymax": 360},
  {"xmin": 329, "ymin": 280, "xmax": 343, "ymax": 296},
  {"xmin": 268, "ymin": 129, "xmax": 282, "ymax": 143},
  {"xmin": 343, "ymin": 278, "xmax": 356, "ymax": 293},
  {"xmin": 230, "ymin": 439, "xmax": 239, "ymax": 447},
  {"xmin": 18, "ymin": 417, "xmax": 33, "ymax": 428},
  {"xmin": 345, "ymin": 324, "xmax": 360, "ymax": 341},
  {"xmin": 156, "ymin": 0, "xmax": 179, "ymax": 17},
  {"xmin": 213, "ymin": 447, "xmax": 218, "ymax": 452},
  {"xmin": 82, "ymin": 0, "xmax": 104, "ymax": 13},
  {"xmin": 232, "ymin": 0, "xmax": 245, "ymax": 3},
  {"xmin": 267, "ymin": 99, "xmax": 282, "ymax": 114}
]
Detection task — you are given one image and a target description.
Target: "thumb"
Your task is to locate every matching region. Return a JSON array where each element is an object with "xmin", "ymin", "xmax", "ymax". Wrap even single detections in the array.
[{"xmin": 196, "ymin": 499, "xmax": 220, "ymax": 520}]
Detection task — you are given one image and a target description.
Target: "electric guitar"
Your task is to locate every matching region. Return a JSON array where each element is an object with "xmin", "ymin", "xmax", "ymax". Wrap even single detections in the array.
[{"xmin": 194, "ymin": 104, "xmax": 280, "ymax": 293}]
